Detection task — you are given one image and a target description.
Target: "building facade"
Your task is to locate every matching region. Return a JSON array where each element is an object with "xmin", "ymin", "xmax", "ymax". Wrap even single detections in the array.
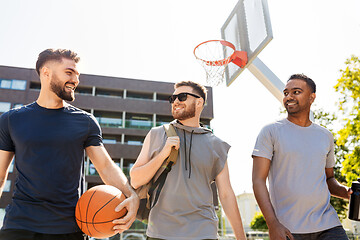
[
  {"xmin": 0, "ymin": 65, "xmax": 214, "ymax": 236},
  {"xmin": 222, "ymin": 192, "xmax": 261, "ymax": 235}
]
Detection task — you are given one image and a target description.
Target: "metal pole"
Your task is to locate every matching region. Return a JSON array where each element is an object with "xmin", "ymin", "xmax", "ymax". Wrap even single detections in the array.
[
  {"xmin": 247, "ymin": 57, "xmax": 284, "ymax": 103},
  {"xmin": 247, "ymin": 57, "xmax": 314, "ymax": 121}
]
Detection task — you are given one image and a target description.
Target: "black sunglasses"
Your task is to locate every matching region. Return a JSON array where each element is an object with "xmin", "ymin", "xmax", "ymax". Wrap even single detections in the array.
[{"xmin": 168, "ymin": 92, "xmax": 201, "ymax": 103}]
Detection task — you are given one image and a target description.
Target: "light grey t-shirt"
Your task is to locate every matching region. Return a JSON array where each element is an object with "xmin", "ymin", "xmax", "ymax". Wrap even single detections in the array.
[
  {"xmin": 146, "ymin": 120, "xmax": 230, "ymax": 240},
  {"xmin": 252, "ymin": 119, "xmax": 341, "ymax": 233}
]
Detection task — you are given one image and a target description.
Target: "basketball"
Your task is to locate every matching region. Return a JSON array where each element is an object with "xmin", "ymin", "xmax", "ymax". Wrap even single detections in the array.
[{"xmin": 75, "ymin": 185, "xmax": 127, "ymax": 238}]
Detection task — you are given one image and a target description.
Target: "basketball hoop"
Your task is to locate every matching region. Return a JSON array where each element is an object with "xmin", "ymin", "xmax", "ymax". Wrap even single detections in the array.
[{"xmin": 194, "ymin": 40, "xmax": 248, "ymax": 86}]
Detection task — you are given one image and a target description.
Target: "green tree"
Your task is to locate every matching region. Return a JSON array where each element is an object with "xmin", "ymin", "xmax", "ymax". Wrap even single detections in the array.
[
  {"xmin": 250, "ymin": 212, "xmax": 268, "ymax": 231},
  {"xmin": 334, "ymin": 55, "xmax": 360, "ymax": 184}
]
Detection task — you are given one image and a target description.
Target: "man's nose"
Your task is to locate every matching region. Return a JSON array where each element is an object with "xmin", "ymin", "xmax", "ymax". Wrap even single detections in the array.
[
  {"xmin": 286, "ymin": 93, "xmax": 295, "ymax": 100},
  {"xmin": 73, "ymin": 75, "xmax": 80, "ymax": 85}
]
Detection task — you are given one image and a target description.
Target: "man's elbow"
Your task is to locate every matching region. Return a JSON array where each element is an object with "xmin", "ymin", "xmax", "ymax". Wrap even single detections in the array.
[
  {"xmin": 130, "ymin": 180, "xmax": 140, "ymax": 190},
  {"xmin": 129, "ymin": 169, "xmax": 140, "ymax": 189}
]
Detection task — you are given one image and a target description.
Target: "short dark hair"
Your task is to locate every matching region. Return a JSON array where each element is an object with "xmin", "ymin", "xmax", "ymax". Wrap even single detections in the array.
[
  {"xmin": 288, "ymin": 73, "xmax": 316, "ymax": 93},
  {"xmin": 36, "ymin": 48, "xmax": 80, "ymax": 75},
  {"xmin": 174, "ymin": 81, "xmax": 207, "ymax": 104}
]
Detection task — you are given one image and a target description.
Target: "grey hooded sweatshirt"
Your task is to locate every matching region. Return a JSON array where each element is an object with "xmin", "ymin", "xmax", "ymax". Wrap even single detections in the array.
[{"xmin": 146, "ymin": 120, "xmax": 230, "ymax": 240}]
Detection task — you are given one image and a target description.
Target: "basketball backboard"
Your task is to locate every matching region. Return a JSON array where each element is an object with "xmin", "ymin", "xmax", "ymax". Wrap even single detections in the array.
[{"xmin": 221, "ymin": 0, "xmax": 273, "ymax": 86}]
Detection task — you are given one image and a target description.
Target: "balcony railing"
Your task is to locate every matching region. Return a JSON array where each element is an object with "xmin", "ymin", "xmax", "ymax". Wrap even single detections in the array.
[
  {"xmin": 96, "ymin": 117, "xmax": 122, "ymax": 128},
  {"xmin": 125, "ymin": 119, "xmax": 152, "ymax": 130}
]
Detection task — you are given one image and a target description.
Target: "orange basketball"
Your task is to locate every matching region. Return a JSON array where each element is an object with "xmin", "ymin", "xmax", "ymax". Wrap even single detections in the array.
[{"xmin": 75, "ymin": 185, "xmax": 127, "ymax": 238}]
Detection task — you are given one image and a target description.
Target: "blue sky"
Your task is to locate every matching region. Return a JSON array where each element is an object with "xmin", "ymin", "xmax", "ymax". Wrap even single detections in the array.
[{"xmin": 0, "ymin": 0, "xmax": 359, "ymax": 194}]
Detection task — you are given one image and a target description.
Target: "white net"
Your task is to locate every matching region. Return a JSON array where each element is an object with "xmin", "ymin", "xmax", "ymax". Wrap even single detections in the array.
[{"xmin": 194, "ymin": 40, "xmax": 235, "ymax": 86}]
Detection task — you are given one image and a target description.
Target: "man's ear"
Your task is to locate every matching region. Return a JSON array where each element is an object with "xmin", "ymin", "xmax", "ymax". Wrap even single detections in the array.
[
  {"xmin": 197, "ymin": 97, "xmax": 205, "ymax": 107},
  {"xmin": 41, "ymin": 66, "xmax": 51, "ymax": 80},
  {"xmin": 309, "ymin": 93, "xmax": 316, "ymax": 103}
]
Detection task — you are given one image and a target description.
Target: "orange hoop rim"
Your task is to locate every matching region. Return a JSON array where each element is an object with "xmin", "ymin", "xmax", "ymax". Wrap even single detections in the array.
[{"xmin": 193, "ymin": 40, "xmax": 236, "ymax": 66}]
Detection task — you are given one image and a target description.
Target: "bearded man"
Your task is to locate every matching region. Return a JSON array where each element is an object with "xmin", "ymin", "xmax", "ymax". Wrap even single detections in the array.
[
  {"xmin": 0, "ymin": 49, "xmax": 139, "ymax": 240},
  {"xmin": 130, "ymin": 81, "xmax": 247, "ymax": 240}
]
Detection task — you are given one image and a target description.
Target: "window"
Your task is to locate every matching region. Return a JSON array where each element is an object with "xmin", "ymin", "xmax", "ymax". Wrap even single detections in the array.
[
  {"xmin": 11, "ymin": 80, "xmax": 27, "ymax": 90},
  {"xmin": 94, "ymin": 111, "xmax": 123, "ymax": 128},
  {"xmin": 124, "ymin": 135, "xmax": 145, "ymax": 145},
  {"xmin": 0, "ymin": 79, "xmax": 26, "ymax": 90},
  {"xmin": 157, "ymin": 93, "xmax": 171, "ymax": 102},
  {"xmin": 3, "ymin": 180, "xmax": 11, "ymax": 192},
  {"xmin": 125, "ymin": 113, "xmax": 152, "ymax": 129},
  {"xmin": 0, "ymin": 79, "xmax": 11, "ymax": 89},
  {"xmin": 29, "ymin": 82, "xmax": 41, "ymax": 90},
  {"xmin": 102, "ymin": 134, "xmax": 121, "ymax": 144},
  {"xmin": 126, "ymin": 91, "xmax": 153, "ymax": 101},
  {"xmin": 156, "ymin": 115, "xmax": 174, "ymax": 126},
  {"xmin": 0, "ymin": 102, "xmax": 11, "ymax": 113},
  {"xmin": 75, "ymin": 86, "xmax": 92, "ymax": 95},
  {"xmin": 95, "ymin": 88, "xmax": 123, "ymax": 98}
]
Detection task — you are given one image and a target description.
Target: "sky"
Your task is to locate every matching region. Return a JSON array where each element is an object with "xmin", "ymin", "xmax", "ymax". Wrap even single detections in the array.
[{"xmin": 0, "ymin": 0, "xmax": 360, "ymax": 195}]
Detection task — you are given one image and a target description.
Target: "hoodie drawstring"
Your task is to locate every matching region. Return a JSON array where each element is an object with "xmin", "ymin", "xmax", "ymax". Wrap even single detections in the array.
[
  {"xmin": 188, "ymin": 130, "xmax": 194, "ymax": 178},
  {"xmin": 183, "ymin": 129, "xmax": 194, "ymax": 178},
  {"xmin": 183, "ymin": 130, "xmax": 187, "ymax": 171}
]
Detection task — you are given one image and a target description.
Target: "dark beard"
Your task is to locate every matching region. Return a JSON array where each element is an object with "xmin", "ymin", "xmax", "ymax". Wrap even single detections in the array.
[
  {"xmin": 50, "ymin": 74, "xmax": 75, "ymax": 101},
  {"xmin": 173, "ymin": 102, "xmax": 196, "ymax": 120}
]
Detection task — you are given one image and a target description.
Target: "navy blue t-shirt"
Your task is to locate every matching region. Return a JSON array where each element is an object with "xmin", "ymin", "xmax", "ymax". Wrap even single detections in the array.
[{"xmin": 0, "ymin": 102, "xmax": 103, "ymax": 234}]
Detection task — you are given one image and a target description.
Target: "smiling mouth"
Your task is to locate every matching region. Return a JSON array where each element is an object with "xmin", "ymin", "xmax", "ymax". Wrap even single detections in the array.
[
  {"xmin": 173, "ymin": 105, "xmax": 184, "ymax": 111},
  {"xmin": 65, "ymin": 85, "xmax": 76, "ymax": 91},
  {"xmin": 286, "ymin": 102, "xmax": 297, "ymax": 106}
]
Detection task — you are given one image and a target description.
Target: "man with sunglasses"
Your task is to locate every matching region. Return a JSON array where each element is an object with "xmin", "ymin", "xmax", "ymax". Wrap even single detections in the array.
[
  {"xmin": 252, "ymin": 74, "xmax": 351, "ymax": 240},
  {"xmin": 130, "ymin": 81, "xmax": 247, "ymax": 240}
]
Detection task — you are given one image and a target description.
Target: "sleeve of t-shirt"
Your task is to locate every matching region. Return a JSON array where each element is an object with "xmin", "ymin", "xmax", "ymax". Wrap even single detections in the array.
[
  {"xmin": 325, "ymin": 132, "xmax": 335, "ymax": 168},
  {"xmin": 148, "ymin": 127, "xmax": 165, "ymax": 160},
  {"xmin": 0, "ymin": 112, "xmax": 15, "ymax": 152},
  {"xmin": 252, "ymin": 125, "xmax": 274, "ymax": 161},
  {"xmin": 84, "ymin": 114, "xmax": 103, "ymax": 148},
  {"xmin": 212, "ymin": 136, "xmax": 231, "ymax": 180}
]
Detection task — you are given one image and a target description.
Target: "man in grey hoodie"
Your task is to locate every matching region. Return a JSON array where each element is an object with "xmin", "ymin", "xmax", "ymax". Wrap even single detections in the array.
[{"xmin": 130, "ymin": 81, "xmax": 246, "ymax": 240}]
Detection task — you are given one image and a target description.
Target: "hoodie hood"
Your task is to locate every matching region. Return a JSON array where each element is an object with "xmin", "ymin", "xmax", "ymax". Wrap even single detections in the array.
[
  {"xmin": 169, "ymin": 119, "xmax": 212, "ymax": 134},
  {"xmin": 169, "ymin": 119, "xmax": 212, "ymax": 179}
]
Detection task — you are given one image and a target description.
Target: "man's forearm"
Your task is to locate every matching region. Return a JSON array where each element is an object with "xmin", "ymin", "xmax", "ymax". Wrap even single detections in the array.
[
  {"xmin": 253, "ymin": 179, "xmax": 278, "ymax": 225},
  {"xmin": 327, "ymin": 177, "xmax": 351, "ymax": 200},
  {"xmin": 99, "ymin": 162, "xmax": 136, "ymax": 197},
  {"xmin": 130, "ymin": 150, "xmax": 169, "ymax": 189}
]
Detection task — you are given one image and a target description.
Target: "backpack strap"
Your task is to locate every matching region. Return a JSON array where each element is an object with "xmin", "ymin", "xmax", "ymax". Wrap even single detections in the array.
[
  {"xmin": 163, "ymin": 124, "xmax": 178, "ymax": 166},
  {"xmin": 146, "ymin": 124, "xmax": 179, "ymax": 209}
]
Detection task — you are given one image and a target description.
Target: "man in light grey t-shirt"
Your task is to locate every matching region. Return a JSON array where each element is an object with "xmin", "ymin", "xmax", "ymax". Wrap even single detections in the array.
[{"xmin": 252, "ymin": 74, "xmax": 352, "ymax": 240}]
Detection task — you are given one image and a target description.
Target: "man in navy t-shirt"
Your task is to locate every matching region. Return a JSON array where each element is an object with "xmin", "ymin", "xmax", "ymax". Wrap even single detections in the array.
[{"xmin": 0, "ymin": 49, "xmax": 139, "ymax": 240}]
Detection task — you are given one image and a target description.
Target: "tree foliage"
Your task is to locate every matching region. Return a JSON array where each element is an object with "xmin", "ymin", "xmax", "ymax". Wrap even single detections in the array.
[
  {"xmin": 334, "ymin": 55, "xmax": 360, "ymax": 185},
  {"xmin": 250, "ymin": 212, "xmax": 268, "ymax": 231}
]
